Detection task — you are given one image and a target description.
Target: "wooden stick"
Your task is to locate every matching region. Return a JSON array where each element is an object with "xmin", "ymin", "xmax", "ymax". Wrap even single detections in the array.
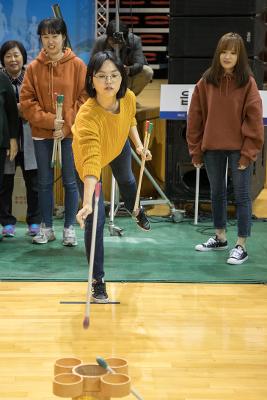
[
  {"xmin": 83, "ymin": 182, "xmax": 102, "ymax": 329},
  {"xmin": 194, "ymin": 167, "xmax": 200, "ymax": 225},
  {"xmin": 51, "ymin": 138, "xmax": 57, "ymax": 168},
  {"xmin": 57, "ymin": 137, "xmax": 62, "ymax": 169},
  {"xmin": 133, "ymin": 120, "xmax": 153, "ymax": 215},
  {"xmin": 51, "ymin": 94, "xmax": 64, "ymax": 168}
]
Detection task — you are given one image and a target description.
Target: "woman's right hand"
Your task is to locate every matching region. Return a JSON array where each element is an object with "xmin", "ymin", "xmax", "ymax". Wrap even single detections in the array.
[
  {"xmin": 54, "ymin": 118, "xmax": 64, "ymax": 131},
  {"xmin": 76, "ymin": 204, "xmax": 93, "ymax": 229}
]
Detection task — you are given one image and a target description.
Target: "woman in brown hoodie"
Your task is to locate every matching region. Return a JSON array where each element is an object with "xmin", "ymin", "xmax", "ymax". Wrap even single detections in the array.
[
  {"xmin": 20, "ymin": 18, "xmax": 87, "ymax": 246},
  {"xmin": 186, "ymin": 32, "xmax": 264, "ymax": 265}
]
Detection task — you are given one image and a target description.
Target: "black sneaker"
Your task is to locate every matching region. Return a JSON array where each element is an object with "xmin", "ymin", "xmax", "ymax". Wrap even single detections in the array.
[
  {"xmin": 195, "ymin": 236, "xmax": 228, "ymax": 252},
  {"xmin": 135, "ymin": 208, "xmax": 151, "ymax": 231},
  {"xmin": 92, "ymin": 279, "xmax": 109, "ymax": 303},
  {"xmin": 227, "ymin": 245, "xmax": 248, "ymax": 265}
]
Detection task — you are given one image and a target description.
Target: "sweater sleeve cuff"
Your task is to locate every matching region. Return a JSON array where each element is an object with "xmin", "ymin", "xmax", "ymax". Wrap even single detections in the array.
[{"xmin": 82, "ymin": 165, "xmax": 101, "ymax": 181}]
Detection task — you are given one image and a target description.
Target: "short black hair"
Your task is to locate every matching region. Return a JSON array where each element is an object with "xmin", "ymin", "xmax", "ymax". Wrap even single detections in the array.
[
  {"xmin": 0, "ymin": 40, "xmax": 27, "ymax": 66},
  {"xmin": 106, "ymin": 19, "xmax": 129, "ymax": 42},
  {"xmin": 86, "ymin": 50, "xmax": 128, "ymax": 99},
  {"xmin": 37, "ymin": 17, "xmax": 68, "ymax": 46}
]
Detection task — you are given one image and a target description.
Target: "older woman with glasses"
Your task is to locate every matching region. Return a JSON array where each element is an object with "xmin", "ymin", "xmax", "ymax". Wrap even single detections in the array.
[
  {"xmin": 72, "ymin": 50, "xmax": 152, "ymax": 303},
  {"xmin": 0, "ymin": 40, "xmax": 41, "ymax": 238},
  {"xmin": 0, "ymin": 71, "xmax": 19, "ymax": 241}
]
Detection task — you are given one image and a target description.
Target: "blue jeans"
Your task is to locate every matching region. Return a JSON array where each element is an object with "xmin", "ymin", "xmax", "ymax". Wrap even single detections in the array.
[
  {"xmin": 82, "ymin": 140, "xmax": 137, "ymax": 280},
  {"xmin": 204, "ymin": 150, "xmax": 252, "ymax": 237},
  {"xmin": 34, "ymin": 138, "xmax": 78, "ymax": 228}
]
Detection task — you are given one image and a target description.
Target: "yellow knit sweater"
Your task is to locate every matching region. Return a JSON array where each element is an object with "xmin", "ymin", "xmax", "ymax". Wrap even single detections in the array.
[{"xmin": 72, "ymin": 89, "xmax": 137, "ymax": 181}]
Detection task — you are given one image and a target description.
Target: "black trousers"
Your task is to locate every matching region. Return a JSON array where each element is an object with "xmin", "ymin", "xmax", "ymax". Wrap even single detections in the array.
[
  {"xmin": 0, "ymin": 149, "xmax": 6, "ymax": 188},
  {"xmin": 0, "ymin": 151, "xmax": 41, "ymax": 226}
]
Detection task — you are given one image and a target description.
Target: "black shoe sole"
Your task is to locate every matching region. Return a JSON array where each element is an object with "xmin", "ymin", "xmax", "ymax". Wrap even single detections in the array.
[
  {"xmin": 136, "ymin": 224, "xmax": 151, "ymax": 232},
  {"xmin": 91, "ymin": 296, "xmax": 109, "ymax": 304}
]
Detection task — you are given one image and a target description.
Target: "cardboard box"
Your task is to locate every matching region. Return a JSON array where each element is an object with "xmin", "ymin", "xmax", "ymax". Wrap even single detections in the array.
[{"xmin": 12, "ymin": 169, "xmax": 27, "ymax": 222}]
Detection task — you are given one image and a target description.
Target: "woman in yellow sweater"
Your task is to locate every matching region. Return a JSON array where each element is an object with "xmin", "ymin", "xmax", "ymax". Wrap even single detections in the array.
[{"xmin": 72, "ymin": 50, "xmax": 152, "ymax": 302}]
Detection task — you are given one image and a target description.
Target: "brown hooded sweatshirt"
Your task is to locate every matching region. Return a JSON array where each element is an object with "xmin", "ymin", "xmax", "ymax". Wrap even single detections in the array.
[
  {"xmin": 186, "ymin": 75, "xmax": 264, "ymax": 167},
  {"xmin": 20, "ymin": 48, "xmax": 87, "ymax": 139}
]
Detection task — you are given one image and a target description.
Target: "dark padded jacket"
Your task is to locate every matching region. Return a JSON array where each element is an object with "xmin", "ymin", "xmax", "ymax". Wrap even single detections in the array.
[
  {"xmin": 91, "ymin": 33, "xmax": 147, "ymax": 77},
  {"xmin": 0, "ymin": 71, "xmax": 19, "ymax": 148}
]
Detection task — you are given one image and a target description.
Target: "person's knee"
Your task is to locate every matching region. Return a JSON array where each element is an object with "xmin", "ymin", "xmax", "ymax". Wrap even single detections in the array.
[
  {"xmin": 63, "ymin": 180, "xmax": 78, "ymax": 193},
  {"xmin": 117, "ymin": 175, "xmax": 136, "ymax": 188},
  {"xmin": 135, "ymin": 65, "xmax": 153, "ymax": 85},
  {"xmin": 211, "ymin": 188, "xmax": 226, "ymax": 200},
  {"xmin": 143, "ymin": 65, "xmax": 154, "ymax": 82},
  {"xmin": 234, "ymin": 191, "xmax": 251, "ymax": 205},
  {"xmin": 38, "ymin": 181, "xmax": 53, "ymax": 192},
  {"xmin": 128, "ymin": 65, "xmax": 154, "ymax": 95}
]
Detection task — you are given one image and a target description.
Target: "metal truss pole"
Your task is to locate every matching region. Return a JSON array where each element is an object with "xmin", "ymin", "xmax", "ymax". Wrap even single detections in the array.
[{"xmin": 95, "ymin": 0, "xmax": 109, "ymax": 38}]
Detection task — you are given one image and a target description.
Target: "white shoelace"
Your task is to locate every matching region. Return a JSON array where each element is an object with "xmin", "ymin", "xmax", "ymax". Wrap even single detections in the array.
[
  {"xmin": 36, "ymin": 227, "xmax": 53, "ymax": 239},
  {"xmin": 229, "ymin": 246, "xmax": 243, "ymax": 259},
  {"xmin": 205, "ymin": 237, "xmax": 217, "ymax": 245},
  {"xmin": 64, "ymin": 227, "xmax": 76, "ymax": 239}
]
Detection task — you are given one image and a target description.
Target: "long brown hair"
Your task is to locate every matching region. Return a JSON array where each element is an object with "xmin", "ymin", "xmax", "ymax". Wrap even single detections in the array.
[{"xmin": 203, "ymin": 32, "xmax": 252, "ymax": 87}]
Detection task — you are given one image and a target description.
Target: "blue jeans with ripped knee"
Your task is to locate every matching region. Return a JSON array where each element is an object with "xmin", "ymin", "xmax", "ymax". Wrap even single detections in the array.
[{"xmin": 80, "ymin": 139, "xmax": 137, "ymax": 280}]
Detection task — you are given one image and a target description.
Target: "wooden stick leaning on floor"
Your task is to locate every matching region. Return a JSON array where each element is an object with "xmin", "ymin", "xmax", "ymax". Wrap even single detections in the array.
[
  {"xmin": 83, "ymin": 182, "xmax": 102, "ymax": 329},
  {"xmin": 133, "ymin": 120, "xmax": 153, "ymax": 216},
  {"xmin": 51, "ymin": 94, "xmax": 64, "ymax": 168},
  {"xmin": 194, "ymin": 166, "xmax": 200, "ymax": 225}
]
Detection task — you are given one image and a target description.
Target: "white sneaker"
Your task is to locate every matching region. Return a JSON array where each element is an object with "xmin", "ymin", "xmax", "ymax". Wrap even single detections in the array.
[
  {"xmin": 227, "ymin": 245, "xmax": 248, "ymax": 265},
  {"xmin": 63, "ymin": 225, "xmax": 77, "ymax": 247},
  {"xmin": 32, "ymin": 225, "xmax": 55, "ymax": 244},
  {"xmin": 195, "ymin": 236, "xmax": 228, "ymax": 251}
]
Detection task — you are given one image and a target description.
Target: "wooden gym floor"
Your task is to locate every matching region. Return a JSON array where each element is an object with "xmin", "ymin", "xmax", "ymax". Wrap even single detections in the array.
[
  {"xmin": 1, "ymin": 282, "xmax": 267, "ymax": 399},
  {"xmin": 1, "ymin": 81, "xmax": 267, "ymax": 399}
]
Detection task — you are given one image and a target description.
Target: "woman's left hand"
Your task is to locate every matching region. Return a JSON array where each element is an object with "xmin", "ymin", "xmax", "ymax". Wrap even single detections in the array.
[
  {"xmin": 136, "ymin": 145, "xmax": 152, "ymax": 161},
  {"xmin": 7, "ymin": 138, "xmax": 18, "ymax": 161},
  {"xmin": 53, "ymin": 129, "xmax": 64, "ymax": 140}
]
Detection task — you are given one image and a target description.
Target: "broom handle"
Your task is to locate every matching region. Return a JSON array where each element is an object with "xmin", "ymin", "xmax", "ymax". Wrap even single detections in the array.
[
  {"xmin": 133, "ymin": 121, "xmax": 152, "ymax": 214},
  {"xmin": 51, "ymin": 95, "xmax": 64, "ymax": 168},
  {"xmin": 84, "ymin": 182, "xmax": 101, "ymax": 319},
  {"xmin": 56, "ymin": 99, "xmax": 63, "ymax": 168},
  {"xmin": 51, "ymin": 138, "xmax": 57, "ymax": 167},
  {"xmin": 194, "ymin": 167, "xmax": 200, "ymax": 225}
]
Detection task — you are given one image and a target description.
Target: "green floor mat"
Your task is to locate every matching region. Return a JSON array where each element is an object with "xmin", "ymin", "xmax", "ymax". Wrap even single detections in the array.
[{"xmin": 0, "ymin": 217, "xmax": 267, "ymax": 283}]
